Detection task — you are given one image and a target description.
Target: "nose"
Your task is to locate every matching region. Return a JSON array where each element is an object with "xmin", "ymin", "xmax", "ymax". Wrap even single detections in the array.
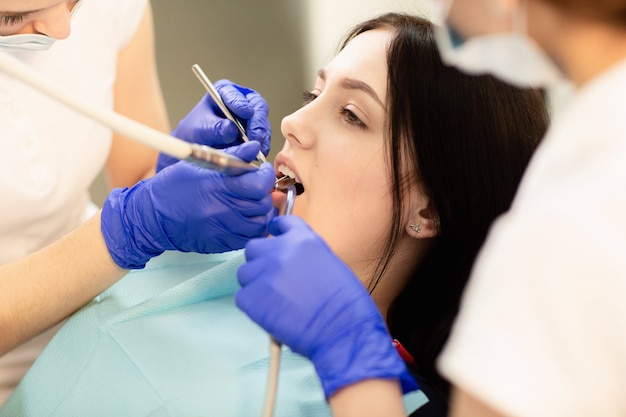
[
  {"xmin": 31, "ymin": 2, "xmax": 75, "ymax": 40},
  {"xmin": 280, "ymin": 104, "xmax": 319, "ymax": 150}
]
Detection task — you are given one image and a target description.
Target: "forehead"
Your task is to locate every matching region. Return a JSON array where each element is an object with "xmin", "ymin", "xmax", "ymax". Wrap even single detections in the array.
[{"xmin": 322, "ymin": 28, "xmax": 392, "ymax": 97}]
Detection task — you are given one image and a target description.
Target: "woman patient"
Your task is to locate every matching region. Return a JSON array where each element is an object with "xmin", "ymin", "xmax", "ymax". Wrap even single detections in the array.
[{"xmin": 0, "ymin": 12, "xmax": 548, "ymax": 417}]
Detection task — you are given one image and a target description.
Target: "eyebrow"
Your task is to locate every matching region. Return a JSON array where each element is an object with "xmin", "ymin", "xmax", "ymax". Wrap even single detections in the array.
[{"xmin": 318, "ymin": 69, "xmax": 386, "ymax": 109}]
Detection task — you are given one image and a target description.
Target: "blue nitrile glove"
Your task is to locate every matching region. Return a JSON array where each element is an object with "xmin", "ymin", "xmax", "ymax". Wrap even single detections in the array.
[
  {"xmin": 157, "ymin": 79, "xmax": 271, "ymax": 172},
  {"xmin": 236, "ymin": 216, "xmax": 418, "ymax": 398},
  {"xmin": 102, "ymin": 142, "xmax": 276, "ymax": 269}
]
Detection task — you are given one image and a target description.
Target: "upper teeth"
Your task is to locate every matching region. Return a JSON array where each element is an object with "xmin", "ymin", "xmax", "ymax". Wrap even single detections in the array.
[{"xmin": 278, "ymin": 164, "xmax": 301, "ymax": 183}]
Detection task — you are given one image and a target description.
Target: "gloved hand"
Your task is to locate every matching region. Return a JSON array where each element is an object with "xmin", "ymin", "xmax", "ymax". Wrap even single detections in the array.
[
  {"xmin": 157, "ymin": 79, "xmax": 271, "ymax": 172},
  {"xmin": 236, "ymin": 216, "xmax": 418, "ymax": 398},
  {"xmin": 102, "ymin": 142, "xmax": 276, "ymax": 269}
]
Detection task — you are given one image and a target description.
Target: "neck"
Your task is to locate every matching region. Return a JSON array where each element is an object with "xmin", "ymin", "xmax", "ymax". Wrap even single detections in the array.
[
  {"xmin": 529, "ymin": 1, "xmax": 626, "ymax": 87},
  {"xmin": 369, "ymin": 236, "xmax": 427, "ymax": 321}
]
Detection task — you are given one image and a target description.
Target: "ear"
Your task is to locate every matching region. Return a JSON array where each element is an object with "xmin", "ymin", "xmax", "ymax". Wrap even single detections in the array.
[
  {"xmin": 406, "ymin": 217, "xmax": 438, "ymax": 239},
  {"xmin": 405, "ymin": 193, "xmax": 439, "ymax": 240}
]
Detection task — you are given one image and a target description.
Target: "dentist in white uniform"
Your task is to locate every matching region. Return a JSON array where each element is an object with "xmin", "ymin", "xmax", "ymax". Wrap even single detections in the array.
[
  {"xmin": 434, "ymin": 1, "xmax": 626, "ymax": 416},
  {"xmin": 0, "ymin": 0, "xmax": 273, "ymax": 406},
  {"xmin": 0, "ymin": 0, "xmax": 166, "ymax": 404}
]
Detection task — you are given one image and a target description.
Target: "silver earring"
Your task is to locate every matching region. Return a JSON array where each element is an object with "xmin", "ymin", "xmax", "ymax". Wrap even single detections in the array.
[{"xmin": 410, "ymin": 223, "xmax": 421, "ymax": 233}]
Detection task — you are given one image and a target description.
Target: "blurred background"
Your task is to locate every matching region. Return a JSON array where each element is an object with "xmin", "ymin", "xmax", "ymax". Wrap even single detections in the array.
[{"xmin": 89, "ymin": 0, "xmax": 437, "ymax": 205}]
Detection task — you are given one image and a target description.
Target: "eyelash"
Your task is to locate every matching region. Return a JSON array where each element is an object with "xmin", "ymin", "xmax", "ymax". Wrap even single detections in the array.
[
  {"xmin": 301, "ymin": 90, "xmax": 367, "ymax": 130},
  {"xmin": 301, "ymin": 90, "xmax": 318, "ymax": 106},
  {"xmin": 0, "ymin": 1, "xmax": 80, "ymax": 29},
  {"xmin": 0, "ymin": 13, "xmax": 30, "ymax": 26}
]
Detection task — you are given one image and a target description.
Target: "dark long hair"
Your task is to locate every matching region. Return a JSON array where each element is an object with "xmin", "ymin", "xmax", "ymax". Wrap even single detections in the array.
[{"xmin": 341, "ymin": 13, "xmax": 549, "ymax": 399}]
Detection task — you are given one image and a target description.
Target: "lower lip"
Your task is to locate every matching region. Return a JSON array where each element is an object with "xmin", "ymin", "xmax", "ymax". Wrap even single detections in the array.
[{"xmin": 271, "ymin": 189, "xmax": 286, "ymax": 211}]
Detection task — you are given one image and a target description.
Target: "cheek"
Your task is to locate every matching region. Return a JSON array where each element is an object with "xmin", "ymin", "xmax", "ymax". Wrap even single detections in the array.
[
  {"xmin": 294, "ymin": 151, "xmax": 393, "ymax": 271},
  {"xmin": 316, "ymin": 180, "xmax": 394, "ymax": 277},
  {"xmin": 0, "ymin": 23, "xmax": 30, "ymax": 36}
]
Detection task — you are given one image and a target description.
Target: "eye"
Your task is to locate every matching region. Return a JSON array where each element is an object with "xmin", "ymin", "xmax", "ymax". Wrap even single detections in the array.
[
  {"xmin": 302, "ymin": 90, "xmax": 318, "ymax": 106},
  {"xmin": 340, "ymin": 107, "xmax": 367, "ymax": 129}
]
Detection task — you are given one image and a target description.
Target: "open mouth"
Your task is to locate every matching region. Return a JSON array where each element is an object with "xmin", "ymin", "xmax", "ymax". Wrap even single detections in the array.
[{"xmin": 276, "ymin": 164, "xmax": 305, "ymax": 195}]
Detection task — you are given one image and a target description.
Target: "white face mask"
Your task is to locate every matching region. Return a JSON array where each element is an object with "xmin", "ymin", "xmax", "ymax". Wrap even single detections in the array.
[
  {"xmin": 0, "ymin": 33, "xmax": 56, "ymax": 51},
  {"xmin": 0, "ymin": 0, "xmax": 82, "ymax": 51},
  {"xmin": 429, "ymin": 0, "xmax": 564, "ymax": 88}
]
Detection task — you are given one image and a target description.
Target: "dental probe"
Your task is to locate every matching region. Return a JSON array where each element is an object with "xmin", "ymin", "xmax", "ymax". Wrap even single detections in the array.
[
  {"xmin": 0, "ymin": 50, "xmax": 257, "ymax": 175},
  {"xmin": 261, "ymin": 180, "xmax": 297, "ymax": 417},
  {"xmin": 191, "ymin": 64, "xmax": 267, "ymax": 164},
  {"xmin": 274, "ymin": 175, "xmax": 305, "ymax": 195}
]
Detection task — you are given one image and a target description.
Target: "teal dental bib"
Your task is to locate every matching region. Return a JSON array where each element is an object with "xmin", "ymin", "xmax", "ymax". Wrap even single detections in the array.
[{"xmin": 1, "ymin": 250, "xmax": 427, "ymax": 416}]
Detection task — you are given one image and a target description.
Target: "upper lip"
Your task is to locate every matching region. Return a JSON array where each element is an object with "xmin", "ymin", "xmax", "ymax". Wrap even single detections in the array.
[{"xmin": 273, "ymin": 152, "xmax": 302, "ymax": 183}]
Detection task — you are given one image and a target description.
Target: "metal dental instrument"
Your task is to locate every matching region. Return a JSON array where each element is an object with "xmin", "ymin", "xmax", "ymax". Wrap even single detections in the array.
[
  {"xmin": 0, "ymin": 50, "xmax": 257, "ymax": 175},
  {"xmin": 276, "ymin": 181, "xmax": 297, "ymax": 216},
  {"xmin": 262, "ymin": 179, "xmax": 298, "ymax": 417},
  {"xmin": 274, "ymin": 175, "xmax": 305, "ymax": 196},
  {"xmin": 191, "ymin": 64, "xmax": 267, "ymax": 164}
]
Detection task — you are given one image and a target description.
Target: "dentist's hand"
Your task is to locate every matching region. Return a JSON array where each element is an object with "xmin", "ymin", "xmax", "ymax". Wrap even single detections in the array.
[
  {"xmin": 157, "ymin": 79, "xmax": 271, "ymax": 172},
  {"xmin": 102, "ymin": 142, "xmax": 276, "ymax": 269},
  {"xmin": 236, "ymin": 216, "xmax": 418, "ymax": 398}
]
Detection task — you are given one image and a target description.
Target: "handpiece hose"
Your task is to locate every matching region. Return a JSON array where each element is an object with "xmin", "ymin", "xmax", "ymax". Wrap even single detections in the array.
[{"xmin": 0, "ymin": 51, "xmax": 257, "ymax": 175}]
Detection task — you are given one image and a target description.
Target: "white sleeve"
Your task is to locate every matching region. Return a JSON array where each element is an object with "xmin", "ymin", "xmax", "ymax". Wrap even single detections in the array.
[
  {"xmin": 113, "ymin": 0, "xmax": 149, "ymax": 50},
  {"xmin": 438, "ymin": 209, "xmax": 626, "ymax": 417},
  {"xmin": 84, "ymin": 0, "xmax": 148, "ymax": 51}
]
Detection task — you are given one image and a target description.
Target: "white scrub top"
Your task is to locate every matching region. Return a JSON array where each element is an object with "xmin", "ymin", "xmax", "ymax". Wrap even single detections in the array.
[
  {"xmin": 0, "ymin": 0, "xmax": 148, "ymax": 405},
  {"xmin": 439, "ymin": 58, "xmax": 626, "ymax": 417}
]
